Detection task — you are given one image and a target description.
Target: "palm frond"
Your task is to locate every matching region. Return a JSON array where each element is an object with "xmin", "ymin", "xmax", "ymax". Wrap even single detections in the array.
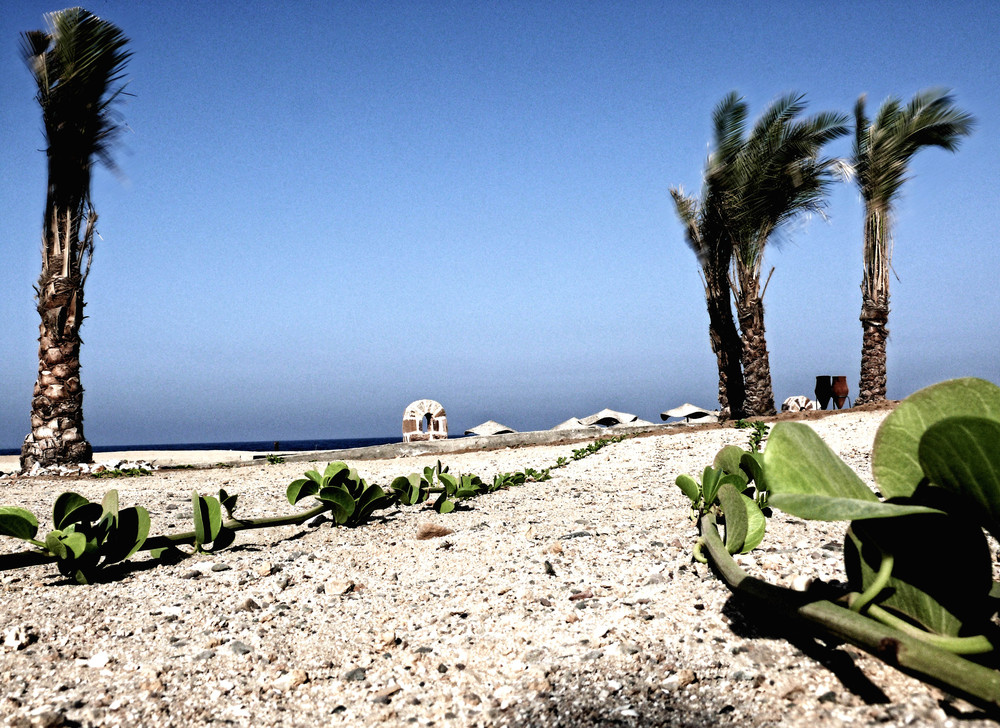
[{"xmin": 23, "ymin": 8, "xmax": 131, "ymax": 179}]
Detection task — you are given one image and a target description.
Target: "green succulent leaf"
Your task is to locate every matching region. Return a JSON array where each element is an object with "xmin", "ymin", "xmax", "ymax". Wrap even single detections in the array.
[
  {"xmin": 100, "ymin": 490, "xmax": 120, "ymax": 524},
  {"xmin": 717, "ymin": 483, "xmax": 747, "ymax": 554},
  {"xmin": 0, "ymin": 507, "xmax": 39, "ymax": 540},
  {"xmin": 763, "ymin": 423, "xmax": 941, "ymax": 520},
  {"xmin": 193, "ymin": 492, "xmax": 223, "ymax": 546},
  {"xmin": 434, "ymin": 492, "xmax": 456, "ymax": 514},
  {"xmin": 714, "ymin": 445, "xmax": 749, "ymax": 479},
  {"xmin": 740, "ymin": 451, "xmax": 766, "ymax": 489},
  {"xmin": 766, "ymin": 494, "xmax": 939, "ymax": 521},
  {"xmin": 304, "ymin": 469, "xmax": 324, "ymax": 485},
  {"xmin": 918, "ymin": 416, "xmax": 1000, "ymax": 537},
  {"xmin": 675, "ymin": 474, "xmax": 700, "ymax": 504},
  {"xmin": 319, "ymin": 486, "xmax": 356, "ymax": 525},
  {"xmin": 323, "ymin": 462, "xmax": 350, "ymax": 483},
  {"xmin": 701, "ymin": 467, "xmax": 723, "ymax": 505},
  {"xmin": 741, "ymin": 494, "xmax": 766, "ymax": 552},
  {"xmin": 845, "ymin": 508, "xmax": 993, "ymax": 637},
  {"xmin": 53, "ymin": 492, "xmax": 102, "ymax": 530},
  {"xmin": 438, "ymin": 472, "xmax": 459, "ymax": 496},
  {"xmin": 286, "ymin": 479, "xmax": 319, "ymax": 505},
  {"xmin": 102, "ymin": 506, "xmax": 151, "ymax": 564},
  {"xmin": 873, "ymin": 378, "xmax": 1000, "ymax": 499},
  {"xmin": 353, "ymin": 485, "xmax": 392, "ymax": 524},
  {"xmin": 47, "ymin": 530, "xmax": 87, "ymax": 560},
  {"xmin": 219, "ymin": 489, "xmax": 239, "ymax": 518}
]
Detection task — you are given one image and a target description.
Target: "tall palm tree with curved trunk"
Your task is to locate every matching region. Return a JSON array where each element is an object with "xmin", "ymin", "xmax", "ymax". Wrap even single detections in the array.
[
  {"xmin": 671, "ymin": 92, "xmax": 748, "ymax": 420},
  {"xmin": 19, "ymin": 8, "xmax": 131, "ymax": 471},
  {"xmin": 852, "ymin": 90, "xmax": 974, "ymax": 404},
  {"xmin": 729, "ymin": 95, "xmax": 848, "ymax": 415},
  {"xmin": 672, "ymin": 93, "xmax": 846, "ymax": 418}
]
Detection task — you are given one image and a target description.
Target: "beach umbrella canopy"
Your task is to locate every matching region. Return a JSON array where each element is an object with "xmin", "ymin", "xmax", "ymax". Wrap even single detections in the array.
[{"xmin": 464, "ymin": 420, "xmax": 517, "ymax": 436}]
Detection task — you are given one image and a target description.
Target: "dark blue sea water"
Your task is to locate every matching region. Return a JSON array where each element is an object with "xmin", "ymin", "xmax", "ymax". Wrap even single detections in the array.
[{"xmin": 0, "ymin": 436, "xmax": 402, "ymax": 457}]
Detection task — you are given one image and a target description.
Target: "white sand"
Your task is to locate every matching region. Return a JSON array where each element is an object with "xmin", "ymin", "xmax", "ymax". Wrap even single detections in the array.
[{"xmin": 0, "ymin": 408, "xmax": 992, "ymax": 727}]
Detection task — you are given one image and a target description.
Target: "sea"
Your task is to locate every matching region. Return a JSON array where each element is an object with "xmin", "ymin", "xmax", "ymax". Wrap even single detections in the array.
[{"xmin": 0, "ymin": 436, "xmax": 409, "ymax": 457}]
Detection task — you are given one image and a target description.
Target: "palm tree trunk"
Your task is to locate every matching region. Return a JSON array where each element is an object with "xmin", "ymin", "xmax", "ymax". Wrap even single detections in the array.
[
  {"xmin": 20, "ymin": 197, "xmax": 94, "ymax": 471},
  {"xmin": 705, "ymin": 275, "xmax": 746, "ymax": 420},
  {"xmin": 857, "ymin": 299, "xmax": 889, "ymax": 404},
  {"xmin": 737, "ymin": 296, "xmax": 776, "ymax": 416},
  {"xmin": 857, "ymin": 207, "xmax": 890, "ymax": 405}
]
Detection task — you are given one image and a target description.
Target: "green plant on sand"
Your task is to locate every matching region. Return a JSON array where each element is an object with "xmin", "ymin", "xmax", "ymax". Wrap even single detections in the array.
[{"xmin": 683, "ymin": 378, "xmax": 1000, "ymax": 714}]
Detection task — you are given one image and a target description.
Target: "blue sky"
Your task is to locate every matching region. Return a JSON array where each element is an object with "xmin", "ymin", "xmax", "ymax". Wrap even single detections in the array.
[{"xmin": 2, "ymin": 1, "xmax": 999, "ymax": 448}]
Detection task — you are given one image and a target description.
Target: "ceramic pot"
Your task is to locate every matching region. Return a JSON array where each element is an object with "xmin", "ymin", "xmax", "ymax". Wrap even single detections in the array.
[
  {"xmin": 832, "ymin": 376, "xmax": 849, "ymax": 409},
  {"xmin": 814, "ymin": 376, "xmax": 833, "ymax": 410}
]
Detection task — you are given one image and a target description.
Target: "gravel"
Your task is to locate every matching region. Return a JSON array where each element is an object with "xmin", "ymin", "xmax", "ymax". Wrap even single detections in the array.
[{"xmin": 0, "ymin": 409, "xmax": 996, "ymax": 727}]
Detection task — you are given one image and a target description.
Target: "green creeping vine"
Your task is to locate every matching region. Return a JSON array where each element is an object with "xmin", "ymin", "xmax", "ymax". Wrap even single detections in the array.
[
  {"xmin": 0, "ymin": 433, "xmax": 623, "ymax": 584},
  {"xmin": 676, "ymin": 442, "xmax": 769, "ymax": 558},
  {"xmin": 734, "ymin": 419, "xmax": 770, "ymax": 453},
  {"xmin": 681, "ymin": 378, "xmax": 1000, "ymax": 714},
  {"xmin": 389, "ymin": 461, "xmax": 551, "ymax": 515}
]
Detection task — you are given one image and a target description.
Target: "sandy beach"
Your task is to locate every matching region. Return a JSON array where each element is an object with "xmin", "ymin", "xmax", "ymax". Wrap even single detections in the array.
[{"xmin": 0, "ymin": 407, "xmax": 994, "ymax": 727}]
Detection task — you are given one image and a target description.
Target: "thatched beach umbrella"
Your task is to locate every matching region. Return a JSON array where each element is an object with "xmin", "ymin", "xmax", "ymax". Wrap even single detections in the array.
[{"xmin": 464, "ymin": 420, "xmax": 517, "ymax": 436}]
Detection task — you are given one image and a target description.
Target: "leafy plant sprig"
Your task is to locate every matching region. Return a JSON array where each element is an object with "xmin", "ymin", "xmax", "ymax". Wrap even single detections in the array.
[
  {"xmin": 685, "ymin": 378, "xmax": 1000, "ymax": 714},
  {"xmin": 734, "ymin": 419, "xmax": 770, "ymax": 453},
  {"xmin": 0, "ymin": 432, "xmax": 626, "ymax": 583}
]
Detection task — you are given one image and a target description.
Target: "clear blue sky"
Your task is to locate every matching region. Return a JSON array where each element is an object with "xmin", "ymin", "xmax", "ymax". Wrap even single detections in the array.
[{"xmin": 2, "ymin": 1, "xmax": 998, "ymax": 448}]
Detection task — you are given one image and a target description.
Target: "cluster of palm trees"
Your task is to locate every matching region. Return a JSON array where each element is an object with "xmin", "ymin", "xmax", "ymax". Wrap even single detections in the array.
[
  {"xmin": 674, "ymin": 90, "xmax": 974, "ymax": 419},
  {"xmin": 15, "ymin": 9, "xmax": 977, "ymax": 469}
]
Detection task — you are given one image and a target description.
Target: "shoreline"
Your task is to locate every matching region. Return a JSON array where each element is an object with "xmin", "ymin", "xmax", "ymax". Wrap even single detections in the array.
[{"xmin": 0, "ymin": 403, "xmax": 895, "ymax": 475}]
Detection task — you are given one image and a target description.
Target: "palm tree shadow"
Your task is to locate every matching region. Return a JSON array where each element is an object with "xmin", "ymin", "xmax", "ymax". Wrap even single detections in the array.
[{"xmin": 721, "ymin": 593, "xmax": 891, "ymax": 705}]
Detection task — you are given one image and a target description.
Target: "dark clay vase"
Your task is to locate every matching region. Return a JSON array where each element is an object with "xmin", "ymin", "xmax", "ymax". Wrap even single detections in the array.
[
  {"xmin": 814, "ymin": 376, "xmax": 833, "ymax": 410},
  {"xmin": 832, "ymin": 376, "xmax": 849, "ymax": 409}
]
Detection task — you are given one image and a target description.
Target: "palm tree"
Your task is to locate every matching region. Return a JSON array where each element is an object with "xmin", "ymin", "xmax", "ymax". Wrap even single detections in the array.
[
  {"xmin": 19, "ymin": 8, "xmax": 131, "ymax": 471},
  {"xmin": 852, "ymin": 90, "xmax": 974, "ymax": 404},
  {"xmin": 672, "ymin": 93, "xmax": 846, "ymax": 418},
  {"xmin": 729, "ymin": 95, "xmax": 848, "ymax": 415},
  {"xmin": 670, "ymin": 92, "xmax": 748, "ymax": 420}
]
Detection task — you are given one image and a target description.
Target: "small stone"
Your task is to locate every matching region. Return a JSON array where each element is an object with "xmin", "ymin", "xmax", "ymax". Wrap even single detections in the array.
[
  {"xmin": 236, "ymin": 598, "xmax": 261, "ymax": 612},
  {"xmin": 230, "ymin": 641, "xmax": 252, "ymax": 655},
  {"xmin": 415, "ymin": 523, "xmax": 454, "ymax": 540},
  {"xmin": 26, "ymin": 706, "xmax": 63, "ymax": 728},
  {"xmin": 211, "ymin": 563, "xmax": 232, "ymax": 572},
  {"xmin": 194, "ymin": 650, "xmax": 214, "ymax": 661},
  {"xmin": 324, "ymin": 580, "xmax": 355, "ymax": 595},
  {"xmin": 645, "ymin": 573, "xmax": 667, "ymax": 585},
  {"xmin": 180, "ymin": 570, "xmax": 200, "ymax": 580},
  {"xmin": 374, "ymin": 685, "xmax": 401, "ymax": 700},
  {"xmin": 86, "ymin": 652, "xmax": 111, "ymax": 669},
  {"xmin": 538, "ymin": 598, "xmax": 553, "ymax": 607},
  {"xmin": 663, "ymin": 669, "xmax": 697, "ymax": 690},
  {"xmin": 583, "ymin": 649, "xmax": 603, "ymax": 660},
  {"xmin": 272, "ymin": 669, "xmax": 308, "ymax": 691},
  {"xmin": 258, "ymin": 562, "xmax": 274, "ymax": 577},
  {"xmin": 559, "ymin": 531, "xmax": 592, "ymax": 540},
  {"xmin": 543, "ymin": 561, "xmax": 556, "ymax": 576},
  {"xmin": 437, "ymin": 663, "xmax": 448, "ymax": 674},
  {"xmin": 565, "ymin": 613, "xmax": 579, "ymax": 623},
  {"xmin": 543, "ymin": 542, "xmax": 563, "ymax": 555},
  {"xmin": 790, "ymin": 574, "xmax": 814, "ymax": 591},
  {"xmin": 569, "ymin": 589, "xmax": 593, "ymax": 602},
  {"xmin": 343, "ymin": 667, "xmax": 367, "ymax": 682},
  {"xmin": 2, "ymin": 625, "xmax": 36, "ymax": 651}
]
